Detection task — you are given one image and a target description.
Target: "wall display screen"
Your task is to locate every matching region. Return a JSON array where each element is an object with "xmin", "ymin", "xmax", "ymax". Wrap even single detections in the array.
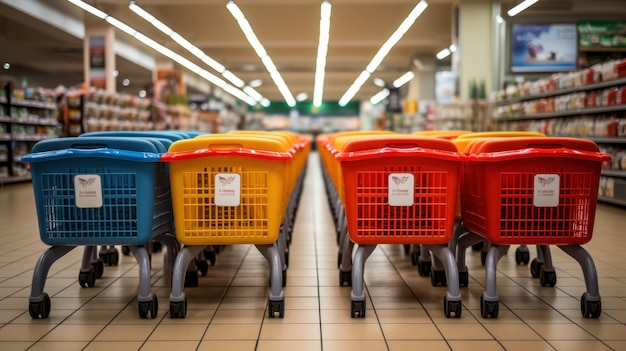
[{"xmin": 511, "ymin": 23, "xmax": 578, "ymax": 73}]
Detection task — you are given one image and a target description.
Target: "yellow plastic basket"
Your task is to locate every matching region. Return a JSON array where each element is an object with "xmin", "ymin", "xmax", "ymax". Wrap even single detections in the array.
[{"xmin": 161, "ymin": 134, "xmax": 293, "ymax": 245}]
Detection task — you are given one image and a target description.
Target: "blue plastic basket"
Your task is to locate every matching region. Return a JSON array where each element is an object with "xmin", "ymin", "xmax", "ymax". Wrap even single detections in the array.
[{"xmin": 23, "ymin": 137, "xmax": 172, "ymax": 246}]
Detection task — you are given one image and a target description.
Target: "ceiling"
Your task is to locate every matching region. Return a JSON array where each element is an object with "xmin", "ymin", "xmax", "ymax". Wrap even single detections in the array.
[{"xmin": 1, "ymin": 0, "xmax": 626, "ymax": 105}]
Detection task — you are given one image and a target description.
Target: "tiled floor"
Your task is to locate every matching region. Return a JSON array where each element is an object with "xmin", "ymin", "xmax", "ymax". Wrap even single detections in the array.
[{"xmin": 1, "ymin": 152, "xmax": 626, "ymax": 351}]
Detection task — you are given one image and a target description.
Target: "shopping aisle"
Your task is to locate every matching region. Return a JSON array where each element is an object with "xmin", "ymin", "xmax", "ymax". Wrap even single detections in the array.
[{"xmin": 0, "ymin": 151, "xmax": 625, "ymax": 351}]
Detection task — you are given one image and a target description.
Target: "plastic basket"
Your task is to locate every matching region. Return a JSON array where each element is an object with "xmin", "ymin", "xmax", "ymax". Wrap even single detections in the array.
[
  {"xmin": 335, "ymin": 135, "xmax": 464, "ymax": 245},
  {"xmin": 461, "ymin": 137, "xmax": 610, "ymax": 245},
  {"xmin": 161, "ymin": 135, "xmax": 293, "ymax": 245},
  {"xmin": 23, "ymin": 137, "xmax": 170, "ymax": 246}
]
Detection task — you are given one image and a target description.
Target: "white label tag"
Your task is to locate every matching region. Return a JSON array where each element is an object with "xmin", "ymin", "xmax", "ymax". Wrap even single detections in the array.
[
  {"xmin": 74, "ymin": 174, "xmax": 103, "ymax": 208},
  {"xmin": 388, "ymin": 173, "xmax": 414, "ymax": 206},
  {"xmin": 533, "ymin": 174, "xmax": 560, "ymax": 207},
  {"xmin": 214, "ymin": 173, "xmax": 241, "ymax": 206}
]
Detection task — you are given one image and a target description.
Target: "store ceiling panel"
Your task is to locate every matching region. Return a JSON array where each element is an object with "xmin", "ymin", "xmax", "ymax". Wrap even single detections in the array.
[{"xmin": 1, "ymin": 0, "xmax": 625, "ymax": 104}]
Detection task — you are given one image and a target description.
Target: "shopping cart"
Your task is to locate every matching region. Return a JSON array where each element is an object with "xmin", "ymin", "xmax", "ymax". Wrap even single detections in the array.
[
  {"xmin": 23, "ymin": 136, "xmax": 176, "ymax": 319},
  {"xmin": 333, "ymin": 134, "xmax": 466, "ymax": 318},
  {"xmin": 457, "ymin": 137, "xmax": 610, "ymax": 318},
  {"xmin": 162, "ymin": 133, "xmax": 301, "ymax": 318}
]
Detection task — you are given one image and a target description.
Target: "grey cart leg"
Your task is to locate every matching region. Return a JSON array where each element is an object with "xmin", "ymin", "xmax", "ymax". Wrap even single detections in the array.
[{"xmin": 28, "ymin": 246, "xmax": 75, "ymax": 318}]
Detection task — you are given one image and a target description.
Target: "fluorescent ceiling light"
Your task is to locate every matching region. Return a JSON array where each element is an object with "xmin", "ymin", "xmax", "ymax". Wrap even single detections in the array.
[
  {"xmin": 339, "ymin": 0, "xmax": 428, "ymax": 106},
  {"xmin": 227, "ymin": 1, "xmax": 296, "ymax": 106},
  {"xmin": 373, "ymin": 78, "xmax": 386, "ymax": 87},
  {"xmin": 129, "ymin": 0, "xmax": 267, "ymax": 106},
  {"xmin": 249, "ymin": 79, "xmax": 263, "ymax": 88},
  {"xmin": 507, "ymin": 0, "xmax": 540, "ymax": 17},
  {"xmin": 392, "ymin": 71, "xmax": 414, "ymax": 88},
  {"xmin": 436, "ymin": 48, "xmax": 451, "ymax": 60},
  {"xmin": 370, "ymin": 71, "xmax": 414, "ymax": 105},
  {"xmin": 296, "ymin": 92, "xmax": 308, "ymax": 102},
  {"xmin": 313, "ymin": 1, "xmax": 331, "ymax": 107},
  {"xmin": 68, "ymin": 0, "xmax": 256, "ymax": 106}
]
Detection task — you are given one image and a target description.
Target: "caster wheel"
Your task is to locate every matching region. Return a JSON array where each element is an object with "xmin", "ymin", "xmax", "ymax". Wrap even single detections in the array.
[
  {"xmin": 268, "ymin": 300, "xmax": 285, "ymax": 318},
  {"xmin": 417, "ymin": 260, "xmax": 431, "ymax": 277},
  {"xmin": 91, "ymin": 259, "xmax": 104, "ymax": 279},
  {"xmin": 169, "ymin": 298, "xmax": 187, "ymax": 318},
  {"xmin": 459, "ymin": 271, "xmax": 469, "ymax": 287},
  {"xmin": 515, "ymin": 247, "xmax": 530, "ymax": 265},
  {"xmin": 79, "ymin": 269, "xmax": 96, "ymax": 288},
  {"xmin": 444, "ymin": 296, "xmax": 462, "ymax": 318},
  {"xmin": 351, "ymin": 300, "xmax": 366, "ymax": 318},
  {"xmin": 410, "ymin": 251, "xmax": 419, "ymax": 266},
  {"xmin": 539, "ymin": 268, "xmax": 557, "ymax": 287},
  {"xmin": 138, "ymin": 295, "xmax": 158, "ymax": 319},
  {"xmin": 98, "ymin": 252, "xmax": 111, "ymax": 266},
  {"xmin": 480, "ymin": 294, "xmax": 499, "ymax": 318},
  {"xmin": 339, "ymin": 271, "xmax": 352, "ymax": 287},
  {"xmin": 122, "ymin": 246, "xmax": 131, "ymax": 256},
  {"xmin": 530, "ymin": 258, "xmax": 542, "ymax": 278},
  {"xmin": 204, "ymin": 251, "xmax": 217, "ymax": 266},
  {"xmin": 28, "ymin": 293, "xmax": 51, "ymax": 319},
  {"xmin": 109, "ymin": 250, "xmax": 119, "ymax": 266},
  {"xmin": 580, "ymin": 294, "xmax": 601, "ymax": 318},
  {"xmin": 184, "ymin": 271, "xmax": 199, "ymax": 287},
  {"xmin": 403, "ymin": 244, "xmax": 411, "ymax": 255},
  {"xmin": 430, "ymin": 270, "xmax": 447, "ymax": 287},
  {"xmin": 196, "ymin": 260, "xmax": 209, "ymax": 277}
]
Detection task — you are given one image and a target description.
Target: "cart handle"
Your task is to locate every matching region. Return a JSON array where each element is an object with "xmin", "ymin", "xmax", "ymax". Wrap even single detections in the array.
[
  {"xmin": 22, "ymin": 147, "xmax": 162, "ymax": 163},
  {"xmin": 467, "ymin": 137, "xmax": 604, "ymax": 154},
  {"xmin": 161, "ymin": 147, "xmax": 293, "ymax": 162},
  {"xmin": 468, "ymin": 147, "xmax": 611, "ymax": 163},
  {"xmin": 335, "ymin": 146, "xmax": 465, "ymax": 162}
]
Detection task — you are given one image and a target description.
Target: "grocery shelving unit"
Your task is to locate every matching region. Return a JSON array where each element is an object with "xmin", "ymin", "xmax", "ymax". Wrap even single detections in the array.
[
  {"xmin": 0, "ymin": 83, "xmax": 60, "ymax": 184},
  {"xmin": 492, "ymin": 66, "xmax": 626, "ymax": 206}
]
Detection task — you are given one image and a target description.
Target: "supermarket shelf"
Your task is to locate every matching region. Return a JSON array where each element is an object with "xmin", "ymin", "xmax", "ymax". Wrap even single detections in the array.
[
  {"xmin": 0, "ymin": 115, "xmax": 11, "ymax": 123},
  {"xmin": 587, "ymin": 137, "xmax": 626, "ymax": 144},
  {"xmin": 0, "ymin": 134, "xmax": 10, "ymax": 141},
  {"xmin": 12, "ymin": 134, "xmax": 58, "ymax": 142},
  {"xmin": 0, "ymin": 174, "xmax": 32, "ymax": 185},
  {"xmin": 602, "ymin": 169, "xmax": 626, "ymax": 178},
  {"xmin": 11, "ymin": 118, "xmax": 59, "ymax": 127},
  {"xmin": 494, "ymin": 77, "xmax": 626, "ymax": 106},
  {"xmin": 493, "ymin": 104, "xmax": 626, "ymax": 122},
  {"xmin": 598, "ymin": 195, "xmax": 626, "ymax": 206},
  {"xmin": 0, "ymin": 96, "xmax": 56, "ymax": 110}
]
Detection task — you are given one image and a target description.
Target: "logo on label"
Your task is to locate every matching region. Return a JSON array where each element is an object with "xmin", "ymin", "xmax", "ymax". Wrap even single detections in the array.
[
  {"xmin": 388, "ymin": 173, "xmax": 414, "ymax": 206},
  {"xmin": 76, "ymin": 177, "xmax": 97, "ymax": 187},
  {"xmin": 217, "ymin": 175, "xmax": 236, "ymax": 185},
  {"xmin": 536, "ymin": 176, "xmax": 555, "ymax": 187}
]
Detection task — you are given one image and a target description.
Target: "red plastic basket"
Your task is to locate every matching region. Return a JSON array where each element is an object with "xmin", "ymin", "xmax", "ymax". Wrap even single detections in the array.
[
  {"xmin": 335, "ymin": 136, "xmax": 464, "ymax": 245},
  {"xmin": 461, "ymin": 137, "xmax": 610, "ymax": 245}
]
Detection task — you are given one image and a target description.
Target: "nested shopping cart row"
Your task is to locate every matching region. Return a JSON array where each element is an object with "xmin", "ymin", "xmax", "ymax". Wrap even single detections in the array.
[
  {"xmin": 23, "ymin": 130, "xmax": 309, "ymax": 320},
  {"xmin": 318, "ymin": 130, "xmax": 609, "ymax": 319}
]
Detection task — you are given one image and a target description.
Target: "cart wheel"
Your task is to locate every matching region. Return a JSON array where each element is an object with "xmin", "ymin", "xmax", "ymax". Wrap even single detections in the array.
[
  {"xmin": 539, "ymin": 268, "xmax": 557, "ymax": 287},
  {"xmin": 444, "ymin": 296, "xmax": 462, "ymax": 318},
  {"xmin": 91, "ymin": 259, "xmax": 104, "ymax": 279},
  {"xmin": 417, "ymin": 260, "xmax": 431, "ymax": 277},
  {"xmin": 204, "ymin": 250, "xmax": 217, "ymax": 266},
  {"xmin": 109, "ymin": 250, "xmax": 119, "ymax": 266},
  {"xmin": 459, "ymin": 271, "xmax": 469, "ymax": 287},
  {"xmin": 530, "ymin": 258, "xmax": 542, "ymax": 278},
  {"xmin": 122, "ymin": 245, "xmax": 131, "ymax": 256},
  {"xmin": 351, "ymin": 300, "xmax": 366, "ymax": 318},
  {"xmin": 169, "ymin": 297, "xmax": 187, "ymax": 318},
  {"xmin": 138, "ymin": 295, "xmax": 158, "ymax": 319},
  {"xmin": 79, "ymin": 269, "xmax": 96, "ymax": 288},
  {"xmin": 339, "ymin": 271, "xmax": 352, "ymax": 287},
  {"xmin": 480, "ymin": 294, "xmax": 499, "ymax": 318},
  {"xmin": 581, "ymin": 294, "xmax": 601, "ymax": 318},
  {"xmin": 196, "ymin": 260, "xmax": 209, "ymax": 277},
  {"xmin": 268, "ymin": 299, "xmax": 285, "ymax": 318},
  {"xmin": 184, "ymin": 271, "xmax": 199, "ymax": 287},
  {"xmin": 28, "ymin": 293, "xmax": 51, "ymax": 319},
  {"xmin": 515, "ymin": 247, "xmax": 530, "ymax": 265},
  {"xmin": 430, "ymin": 270, "xmax": 447, "ymax": 287},
  {"xmin": 98, "ymin": 251, "xmax": 111, "ymax": 266},
  {"xmin": 403, "ymin": 244, "xmax": 411, "ymax": 255},
  {"xmin": 410, "ymin": 251, "xmax": 419, "ymax": 266}
]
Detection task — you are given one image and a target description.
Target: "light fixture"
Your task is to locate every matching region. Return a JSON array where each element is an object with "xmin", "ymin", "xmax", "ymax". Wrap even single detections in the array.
[
  {"xmin": 3, "ymin": 63, "xmax": 9, "ymax": 70},
  {"xmin": 227, "ymin": 1, "xmax": 296, "ymax": 106},
  {"xmin": 436, "ymin": 43, "xmax": 456, "ymax": 60},
  {"xmin": 296, "ymin": 92, "xmax": 308, "ymax": 102},
  {"xmin": 248, "ymin": 79, "xmax": 262, "ymax": 88},
  {"xmin": 122, "ymin": 79, "xmax": 130, "ymax": 86},
  {"xmin": 129, "ymin": 1, "xmax": 265, "ymax": 104},
  {"xmin": 339, "ymin": 0, "xmax": 428, "ymax": 106},
  {"xmin": 373, "ymin": 78, "xmax": 386, "ymax": 87},
  {"xmin": 507, "ymin": 0, "xmax": 540, "ymax": 17},
  {"xmin": 68, "ymin": 0, "xmax": 257, "ymax": 105},
  {"xmin": 369, "ymin": 71, "xmax": 414, "ymax": 105},
  {"xmin": 313, "ymin": 0, "xmax": 331, "ymax": 107}
]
